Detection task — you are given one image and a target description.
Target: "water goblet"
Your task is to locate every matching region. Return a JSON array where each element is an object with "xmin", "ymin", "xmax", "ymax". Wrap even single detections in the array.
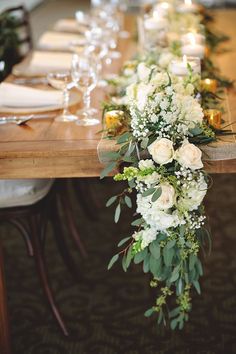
[
  {"xmin": 71, "ymin": 53, "xmax": 100, "ymax": 126},
  {"xmin": 47, "ymin": 72, "xmax": 77, "ymax": 122}
]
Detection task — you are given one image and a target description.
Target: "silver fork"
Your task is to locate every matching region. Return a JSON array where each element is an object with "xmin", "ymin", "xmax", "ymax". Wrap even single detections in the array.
[{"xmin": 0, "ymin": 113, "xmax": 56, "ymax": 125}]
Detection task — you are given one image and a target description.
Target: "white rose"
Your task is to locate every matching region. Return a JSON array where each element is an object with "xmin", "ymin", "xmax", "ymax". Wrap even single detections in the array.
[
  {"xmin": 175, "ymin": 141, "xmax": 203, "ymax": 170},
  {"xmin": 138, "ymin": 159, "xmax": 155, "ymax": 170},
  {"xmin": 126, "ymin": 83, "xmax": 136, "ymax": 101},
  {"xmin": 153, "ymin": 183, "xmax": 175, "ymax": 210},
  {"xmin": 178, "ymin": 180, "xmax": 207, "ymax": 211},
  {"xmin": 137, "ymin": 62, "xmax": 151, "ymax": 81},
  {"xmin": 148, "ymin": 138, "xmax": 174, "ymax": 165},
  {"xmin": 136, "ymin": 83, "xmax": 154, "ymax": 111}
]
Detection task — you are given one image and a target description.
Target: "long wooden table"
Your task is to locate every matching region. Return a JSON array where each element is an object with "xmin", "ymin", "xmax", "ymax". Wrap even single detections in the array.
[
  {"xmin": 0, "ymin": 9, "xmax": 236, "ymax": 178},
  {"xmin": 0, "ymin": 9, "xmax": 235, "ymax": 354}
]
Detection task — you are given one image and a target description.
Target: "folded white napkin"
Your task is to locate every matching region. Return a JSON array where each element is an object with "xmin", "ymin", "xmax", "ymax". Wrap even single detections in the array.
[
  {"xmin": 53, "ymin": 19, "xmax": 87, "ymax": 33},
  {"xmin": 29, "ymin": 51, "xmax": 73, "ymax": 72},
  {"xmin": 37, "ymin": 31, "xmax": 85, "ymax": 50},
  {"xmin": 0, "ymin": 83, "xmax": 62, "ymax": 108}
]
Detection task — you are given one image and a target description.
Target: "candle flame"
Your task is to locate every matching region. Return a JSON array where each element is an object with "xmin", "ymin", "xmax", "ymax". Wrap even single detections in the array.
[
  {"xmin": 160, "ymin": 2, "xmax": 169, "ymax": 9},
  {"xmin": 188, "ymin": 33, "xmax": 196, "ymax": 45}
]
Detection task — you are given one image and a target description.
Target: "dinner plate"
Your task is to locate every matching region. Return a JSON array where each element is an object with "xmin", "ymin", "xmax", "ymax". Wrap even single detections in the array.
[{"xmin": 0, "ymin": 91, "xmax": 80, "ymax": 114}]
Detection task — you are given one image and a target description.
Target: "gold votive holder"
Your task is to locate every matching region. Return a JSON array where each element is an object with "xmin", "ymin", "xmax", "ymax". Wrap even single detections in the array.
[
  {"xmin": 104, "ymin": 110, "xmax": 126, "ymax": 136},
  {"xmin": 201, "ymin": 78, "xmax": 218, "ymax": 94},
  {"xmin": 204, "ymin": 109, "xmax": 222, "ymax": 129}
]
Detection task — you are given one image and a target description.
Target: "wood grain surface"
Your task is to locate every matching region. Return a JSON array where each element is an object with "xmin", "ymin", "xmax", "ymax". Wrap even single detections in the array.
[{"xmin": 0, "ymin": 11, "xmax": 235, "ymax": 178}]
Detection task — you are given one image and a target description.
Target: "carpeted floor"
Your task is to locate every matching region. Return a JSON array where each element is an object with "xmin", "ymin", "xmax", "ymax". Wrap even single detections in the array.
[{"xmin": 1, "ymin": 175, "xmax": 236, "ymax": 354}]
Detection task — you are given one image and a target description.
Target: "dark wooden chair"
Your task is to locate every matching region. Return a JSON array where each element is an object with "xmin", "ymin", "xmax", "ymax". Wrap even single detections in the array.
[{"xmin": 0, "ymin": 180, "xmax": 70, "ymax": 336}]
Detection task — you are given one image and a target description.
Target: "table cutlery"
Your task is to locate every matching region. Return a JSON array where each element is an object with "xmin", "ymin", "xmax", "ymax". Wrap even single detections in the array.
[
  {"xmin": 12, "ymin": 77, "xmax": 48, "ymax": 85},
  {"xmin": 0, "ymin": 113, "xmax": 56, "ymax": 125}
]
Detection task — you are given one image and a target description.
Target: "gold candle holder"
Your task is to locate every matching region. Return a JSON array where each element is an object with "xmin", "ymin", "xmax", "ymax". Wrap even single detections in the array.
[
  {"xmin": 204, "ymin": 109, "xmax": 222, "ymax": 129},
  {"xmin": 104, "ymin": 110, "xmax": 126, "ymax": 136},
  {"xmin": 201, "ymin": 78, "xmax": 218, "ymax": 93}
]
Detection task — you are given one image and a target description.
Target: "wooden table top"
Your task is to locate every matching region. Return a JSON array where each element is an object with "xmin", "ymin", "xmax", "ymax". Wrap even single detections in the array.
[{"xmin": 0, "ymin": 10, "xmax": 235, "ymax": 178}]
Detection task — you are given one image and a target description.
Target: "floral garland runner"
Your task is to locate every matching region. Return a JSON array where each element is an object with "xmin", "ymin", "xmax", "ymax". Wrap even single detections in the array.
[{"xmin": 101, "ymin": 3, "xmax": 233, "ymax": 330}]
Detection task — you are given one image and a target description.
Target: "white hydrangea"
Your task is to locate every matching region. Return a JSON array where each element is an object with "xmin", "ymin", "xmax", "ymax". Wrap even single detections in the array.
[
  {"xmin": 136, "ymin": 193, "xmax": 180, "ymax": 231},
  {"xmin": 133, "ymin": 227, "xmax": 157, "ymax": 249}
]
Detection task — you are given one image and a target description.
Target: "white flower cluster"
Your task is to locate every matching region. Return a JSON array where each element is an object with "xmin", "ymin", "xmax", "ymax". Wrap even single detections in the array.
[
  {"xmin": 133, "ymin": 227, "xmax": 157, "ymax": 249},
  {"xmin": 126, "ymin": 68, "xmax": 203, "ymax": 141},
  {"xmin": 131, "ymin": 152, "xmax": 207, "ymax": 249}
]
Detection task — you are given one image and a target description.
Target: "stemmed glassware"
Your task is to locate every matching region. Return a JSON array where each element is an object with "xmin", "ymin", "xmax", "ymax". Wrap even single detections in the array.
[
  {"xmin": 47, "ymin": 72, "xmax": 77, "ymax": 122},
  {"xmin": 71, "ymin": 53, "xmax": 100, "ymax": 126}
]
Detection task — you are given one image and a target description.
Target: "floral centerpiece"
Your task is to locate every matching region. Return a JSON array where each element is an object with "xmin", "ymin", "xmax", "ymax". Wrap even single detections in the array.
[{"xmin": 101, "ymin": 1, "xmax": 233, "ymax": 330}]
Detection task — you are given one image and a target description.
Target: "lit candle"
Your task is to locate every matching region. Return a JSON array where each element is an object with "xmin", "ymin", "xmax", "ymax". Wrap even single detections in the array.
[
  {"xmin": 181, "ymin": 32, "xmax": 205, "ymax": 45},
  {"xmin": 201, "ymin": 78, "xmax": 218, "ymax": 93},
  {"xmin": 204, "ymin": 109, "xmax": 222, "ymax": 129},
  {"xmin": 177, "ymin": 0, "xmax": 198, "ymax": 14},
  {"xmin": 153, "ymin": 2, "xmax": 173, "ymax": 17},
  {"xmin": 181, "ymin": 34, "xmax": 205, "ymax": 59},
  {"xmin": 144, "ymin": 16, "xmax": 168, "ymax": 31},
  {"xmin": 169, "ymin": 55, "xmax": 200, "ymax": 77},
  {"xmin": 105, "ymin": 110, "xmax": 125, "ymax": 135}
]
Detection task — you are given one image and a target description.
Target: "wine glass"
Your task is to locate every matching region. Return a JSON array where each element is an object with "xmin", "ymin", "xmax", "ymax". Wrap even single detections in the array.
[
  {"xmin": 47, "ymin": 72, "xmax": 77, "ymax": 122},
  {"xmin": 71, "ymin": 53, "xmax": 100, "ymax": 126},
  {"xmin": 85, "ymin": 26, "xmax": 109, "ymax": 88}
]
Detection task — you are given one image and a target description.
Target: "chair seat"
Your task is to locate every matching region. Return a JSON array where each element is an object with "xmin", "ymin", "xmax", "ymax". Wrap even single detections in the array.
[{"xmin": 0, "ymin": 179, "xmax": 54, "ymax": 208}]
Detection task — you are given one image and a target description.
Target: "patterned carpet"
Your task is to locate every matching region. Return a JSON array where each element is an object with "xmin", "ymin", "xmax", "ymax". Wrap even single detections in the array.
[{"xmin": 1, "ymin": 175, "xmax": 236, "ymax": 354}]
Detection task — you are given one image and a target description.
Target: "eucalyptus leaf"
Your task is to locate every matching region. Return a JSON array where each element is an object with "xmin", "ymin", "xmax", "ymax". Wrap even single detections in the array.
[
  {"xmin": 170, "ymin": 318, "xmax": 178, "ymax": 330},
  {"xmin": 193, "ymin": 280, "xmax": 201, "ymax": 295},
  {"xmin": 114, "ymin": 204, "xmax": 121, "ymax": 223},
  {"xmin": 151, "ymin": 187, "xmax": 162, "ymax": 202},
  {"xmin": 125, "ymin": 246, "xmax": 133, "ymax": 269},
  {"xmin": 131, "ymin": 218, "xmax": 143, "ymax": 226},
  {"xmin": 134, "ymin": 248, "xmax": 147, "ymax": 264},
  {"xmin": 107, "ymin": 254, "xmax": 119, "ymax": 270},
  {"xmin": 118, "ymin": 237, "xmax": 131, "ymax": 247},
  {"xmin": 149, "ymin": 241, "xmax": 160, "ymax": 260},
  {"xmin": 106, "ymin": 196, "xmax": 117, "ymax": 207},
  {"xmin": 100, "ymin": 162, "xmax": 116, "ymax": 179},
  {"xmin": 124, "ymin": 195, "xmax": 132, "ymax": 208},
  {"xmin": 142, "ymin": 188, "xmax": 156, "ymax": 197},
  {"xmin": 163, "ymin": 247, "xmax": 174, "ymax": 267},
  {"xmin": 117, "ymin": 132, "xmax": 131, "ymax": 144},
  {"xmin": 143, "ymin": 254, "xmax": 150, "ymax": 273},
  {"xmin": 144, "ymin": 308, "xmax": 154, "ymax": 317}
]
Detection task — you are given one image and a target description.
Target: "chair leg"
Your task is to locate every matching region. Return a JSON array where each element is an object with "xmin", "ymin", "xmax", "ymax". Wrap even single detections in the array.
[
  {"xmin": 7, "ymin": 219, "xmax": 34, "ymax": 257},
  {"xmin": 50, "ymin": 198, "xmax": 84, "ymax": 282},
  {"xmin": 58, "ymin": 183, "xmax": 87, "ymax": 259},
  {"xmin": 29, "ymin": 214, "xmax": 69, "ymax": 336}
]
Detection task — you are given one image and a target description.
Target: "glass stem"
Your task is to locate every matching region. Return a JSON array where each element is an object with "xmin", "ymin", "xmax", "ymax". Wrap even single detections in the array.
[
  {"xmin": 83, "ymin": 90, "xmax": 91, "ymax": 118},
  {"xmin": 62, "ymin": 85, "xmax": 69, "ymax": 115}
]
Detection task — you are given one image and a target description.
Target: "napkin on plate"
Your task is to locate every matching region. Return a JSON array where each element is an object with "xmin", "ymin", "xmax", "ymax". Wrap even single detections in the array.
[
  {"xmin": 37, "ymin": 31, "xmax": 85, "ymax": 51},
  {"xmin": 0, "ymin": 83, "xmax": 62, "ymax": 108},
  {"xmin": 53, "ymin": 19, "xmax": 87, "ymax": 33},
  {"xmin": 29, "ymin": 51, "xmax": 73, "ymax": 72}
]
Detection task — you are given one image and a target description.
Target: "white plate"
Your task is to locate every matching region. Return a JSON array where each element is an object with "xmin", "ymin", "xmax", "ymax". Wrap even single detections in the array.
[{"xmin": 0, "ymin": 91, "xmax": 80, "ymax": 114}]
